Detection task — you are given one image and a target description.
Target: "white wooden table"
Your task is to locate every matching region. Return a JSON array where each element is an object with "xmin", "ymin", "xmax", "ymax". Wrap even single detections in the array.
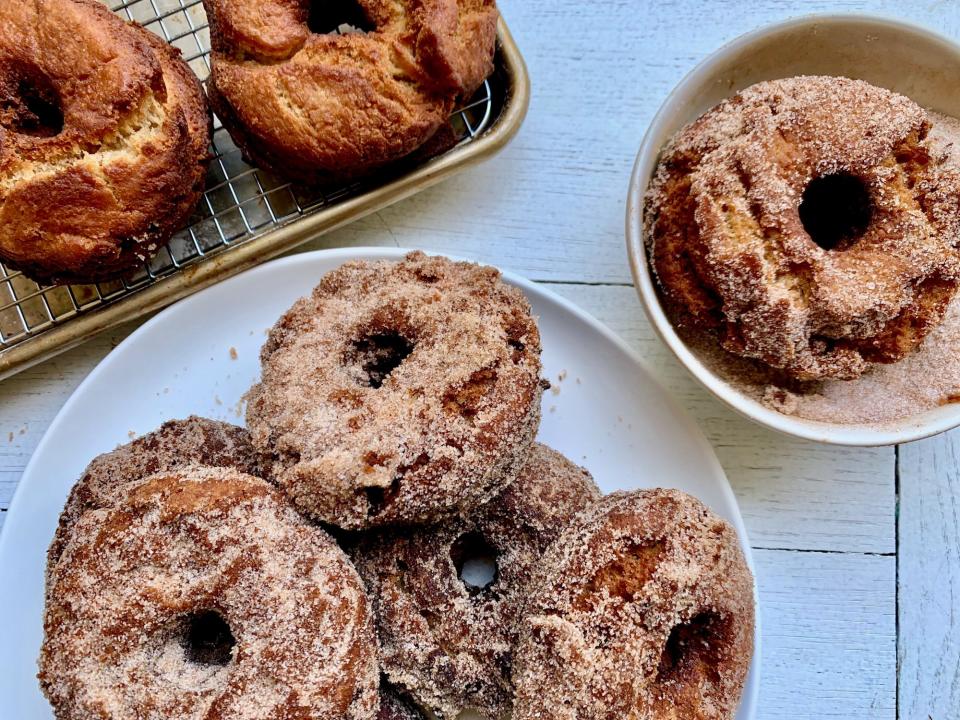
[{"xmin": 2, "ymin": 1, "xmax": 959, "ymax": 717}]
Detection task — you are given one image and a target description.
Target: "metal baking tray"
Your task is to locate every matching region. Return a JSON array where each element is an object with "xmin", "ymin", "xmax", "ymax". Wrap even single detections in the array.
[{"xmin": 0, "ymin": 0, "xmax": 529, "ymax": 380}]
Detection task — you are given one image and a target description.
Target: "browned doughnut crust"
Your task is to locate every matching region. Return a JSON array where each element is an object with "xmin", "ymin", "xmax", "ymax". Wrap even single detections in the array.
[
  {"xmin": 645, "ymin": 76, "xmax": 960, "ymax": 380},
  {"xmin": 0, "ymin": 0, "xmax": 211, "ymax": 285},
  {"xmin": 47, "ymin": 416, "xmax": 263, "ymax": 573},
  {"xmin": 513, "ymin": 489, "xmax": 755, "ymax": 720},
  {"xmin": 202, "ymin": 0, "xmax": 497, "ymax": 183},
  {"xmin": 356, "ymin": 444, "xmax": 601, "ymax": 719},
  {"xmin": 246, "ymin": 251, "xmax": 544, "ymax": 530},
  {"xmin": 39, "ymin": 466, "xmax": 379, "ymax": 720}
]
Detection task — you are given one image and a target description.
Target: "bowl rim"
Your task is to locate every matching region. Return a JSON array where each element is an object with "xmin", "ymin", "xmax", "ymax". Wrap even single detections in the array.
[{"xmin": 626, "ymin": 11, "xmax": 960, "ymax": 447}]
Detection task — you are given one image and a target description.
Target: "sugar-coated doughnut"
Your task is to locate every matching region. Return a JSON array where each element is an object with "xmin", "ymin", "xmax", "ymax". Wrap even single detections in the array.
[
  {"xmin": 39, "ymin": 467, "xmax": 379, "ymax": 720},
  {"xmin": 356, "ymin": 444, "xmax": 600, "ymax": 718},
  {"xmin": 246, "ymin": 251, "xmax": 544, "ymax": 530},
  {"xmin": 513, "ymin": 489, "xmax": 754, "ymax": 720},
  {"xmin": 646, "ymin": 76, "xmax": 960, "ymax": 380}
]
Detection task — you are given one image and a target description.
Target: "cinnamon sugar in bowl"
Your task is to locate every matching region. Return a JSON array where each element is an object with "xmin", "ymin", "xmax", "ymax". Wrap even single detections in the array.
[{"xmin": 627, "ymin": 15, "xmax": 960, "ymax": 445}]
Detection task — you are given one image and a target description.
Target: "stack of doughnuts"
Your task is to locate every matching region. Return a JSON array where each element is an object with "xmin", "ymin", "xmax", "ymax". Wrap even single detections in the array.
[
  {"xmin": 0, "ymin": 0, "xmax": 499, "ymax": 284},
  {"xmin": 39, "ymin": 252, "xmax": 755, "ymax": 720}
]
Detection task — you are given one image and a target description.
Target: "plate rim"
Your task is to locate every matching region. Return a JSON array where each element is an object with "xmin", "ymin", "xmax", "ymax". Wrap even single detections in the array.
[{"xmin": 0, "ymin": 246, "xmax": 761, "ymax": 718}]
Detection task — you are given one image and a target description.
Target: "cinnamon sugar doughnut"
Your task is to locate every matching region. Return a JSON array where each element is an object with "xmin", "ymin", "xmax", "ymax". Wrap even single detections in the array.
[
  {"xmin": 246, "ymin": 251, "xmax": 544, "ymax": 530},
  {"xmin": 645, "ymin": 76, "xmax": 960, "ymax": 380},
  {"xmin": 39, "ymin": 466, "xmax": 379, "ymax": 720},
  {"xmin": 47, "ymin": 416, "xmax": 263, "ymax": 571},
  {"xmin": 356, "ymin": 444, "xmax": 600, "ymax": 719},
  {"xmin": 513, "ymin": 489, "xmax": 754, "ymax": 720}
]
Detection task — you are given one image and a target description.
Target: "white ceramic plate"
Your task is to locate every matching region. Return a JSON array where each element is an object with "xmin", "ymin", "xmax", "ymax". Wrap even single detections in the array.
[
  {"xmin": 0, "ymin": 247, "xmax": 759, "ymax": 718},
  {"xmin": 626, "ymin": 14, "xmax": 960, "ymax": 445}
]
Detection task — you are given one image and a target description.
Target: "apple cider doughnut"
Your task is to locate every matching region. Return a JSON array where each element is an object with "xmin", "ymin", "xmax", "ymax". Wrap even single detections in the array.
[
  {"xmin": 513, "ymin": 489, "xmax": 755, "ymax": 720},
  {"xmin": 356, "ymin": 444, "xmax": 600, "ymax": 718},
  {"xmin": 646, "ymin": 76, "xmax": 960, "ymax": 380},
  {"xmin": 39, "ymin": 466, "xmax": 379, "ymax": 720},
  {"xmin": 246, "ymin": 251, "xmax": 544, "ymax": 530}
]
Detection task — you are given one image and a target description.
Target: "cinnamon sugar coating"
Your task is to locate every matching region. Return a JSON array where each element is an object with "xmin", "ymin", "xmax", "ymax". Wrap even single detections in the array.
[
  {"xmin": 47, "ymin": 416, "xmax": 264, "ymax": 573},
  {"xmin": 246, "ymin": 251, "xmax": 544, "ymax": 530},
  {"xmin": 356, "ymin": 444, "xmax": 600, "ymax": 719},
  {"xmin": 203, "ymin": 0, "xmax": 497, "ymax": 183},
  {"xmin": 645, "ymin": 76, "xmax": 960, "ymax": 380},
  {"xmin": 513, "ymin": 489, "xmax": 754, "ymax": 720},
  {"xmin": 0, "ymin": 0, "xmax": 211, "ymax": 284},
  {"xmin": 39, "ymin": 466, "xmax": 379, "ymax": 720}
]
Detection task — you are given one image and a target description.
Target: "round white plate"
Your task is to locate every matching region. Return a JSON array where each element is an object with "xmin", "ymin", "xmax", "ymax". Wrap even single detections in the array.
[{"xmin": 0, "ymin": 247, "xmax": 759, "ymax": 718}]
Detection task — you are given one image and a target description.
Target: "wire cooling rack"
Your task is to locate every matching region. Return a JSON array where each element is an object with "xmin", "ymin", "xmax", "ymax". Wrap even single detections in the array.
[{"xmin": 0, "ymin": 0, "xmax": 521, "ymax": 375}]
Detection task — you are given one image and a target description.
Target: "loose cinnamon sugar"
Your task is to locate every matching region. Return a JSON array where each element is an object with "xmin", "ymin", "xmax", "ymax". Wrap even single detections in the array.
[{"xmin": 761, "ymin": 280, "xmax": 960, "ymax": 424}]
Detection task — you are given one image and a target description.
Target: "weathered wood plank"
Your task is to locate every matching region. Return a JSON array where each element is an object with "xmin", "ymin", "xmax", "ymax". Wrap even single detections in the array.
[
  {"xmin": 755, "ymin": 548, "xmax": 895, "ymax": 719},
  {"xmin": 898, "ymin": 434, "xmax": 960, "ymax": 719}
]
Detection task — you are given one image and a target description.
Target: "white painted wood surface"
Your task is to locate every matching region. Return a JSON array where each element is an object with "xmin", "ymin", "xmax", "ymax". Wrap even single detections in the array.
[{"xmin": 2, "ymin": 0, "xmax": 959, "ymax": 718}]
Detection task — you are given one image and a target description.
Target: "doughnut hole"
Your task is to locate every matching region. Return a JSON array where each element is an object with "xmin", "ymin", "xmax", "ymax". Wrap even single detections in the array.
[
  {"xmin": 347, "ymin": 331, "xmax": 415, "ymax": 389},
  {"xmin": 180, "ymin": 610, "xmax": 235, "ymax": 666},
  {"xmin": 364, "ymin": 477, "xmax": 399, "ymax": 516},
  {"xmin": 307, "ymin": 0, "xmax": 373, "ymax": 34},
  {"xmin": 657, "ymin": 611, "xmax": 728, "ymax": 685},
  {"xmin": 450, "ymin": 531, "xmax": 498, "ymax": 595},
  {"xmin": 0, "ymin": 69, "xmax": 64, "ymax": 138},
  {"xmin": 799, "ymin": 173, "xmax": 873, "ymax": 251}
]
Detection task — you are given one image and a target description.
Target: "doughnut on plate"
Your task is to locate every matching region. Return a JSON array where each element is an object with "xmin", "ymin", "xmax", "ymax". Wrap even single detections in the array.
[{"xmin": 0, "ymin": 247, "xmax": 759, "ymax": 718}]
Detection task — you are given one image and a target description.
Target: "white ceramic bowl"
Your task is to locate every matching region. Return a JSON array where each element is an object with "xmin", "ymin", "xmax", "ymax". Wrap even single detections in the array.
[{"xmin": 626, "ymin": 14, "xmax": 960, "ymax": 446}]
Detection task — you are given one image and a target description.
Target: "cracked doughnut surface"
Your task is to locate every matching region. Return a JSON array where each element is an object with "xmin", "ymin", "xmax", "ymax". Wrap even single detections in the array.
[
  {"xmin": 47, "ymin": 416, "xmax": 263, "ymax": 573},
  {"xmin": 246, "ymin": 251, "xmax": 544, "ymax": 530},
  {"xmin": 39, "ymin": 466, "xmax": 379, "ymax": 720},
  {"xmin": 645, "ymin": 76, "xmax": 960, "ymax": 380},
  {"xmin": 356, "ymin": 444, "xmax": 600, "ymax": 719},
  {"xmin": 203, "ymin": 0, "xmax": 498, "ymax": 183},
  {"xmin": 0, "ymin": 0, "xmax": 210, "ymax": 284},
  {"xmin": 513, "ymin": 489, "xmax": 754, "ymax": 720}
]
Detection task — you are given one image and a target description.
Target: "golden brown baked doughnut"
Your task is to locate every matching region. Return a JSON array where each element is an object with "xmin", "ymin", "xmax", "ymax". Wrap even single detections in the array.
[
  {"xmin": 356, "ymin": 444, "xmax": 600, "ymax": 719},
  {"xmin": 203, "ymin": 0, "xmax": 498, "ymax": 183},
  {"xmin": 246, "ymin": 251, "xmax": 544, "ymax": 530},
  {"xmin": 645, "ymin": 76, "xmax": 960, "ymax": 380},
  {"xmin": 0, "ymin": 0, "xmax": 211, "ymax": 284},
  {"xmin": 39, "ymin": 466, "xmax": 379, "ymax": 720},
  {"xmin": 47, "ymin": 416, "xmax": 263, "ymax": 572},
  {"xmin": 513, "ymin": 489, "xmax": 754, "ymax": 720}
]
